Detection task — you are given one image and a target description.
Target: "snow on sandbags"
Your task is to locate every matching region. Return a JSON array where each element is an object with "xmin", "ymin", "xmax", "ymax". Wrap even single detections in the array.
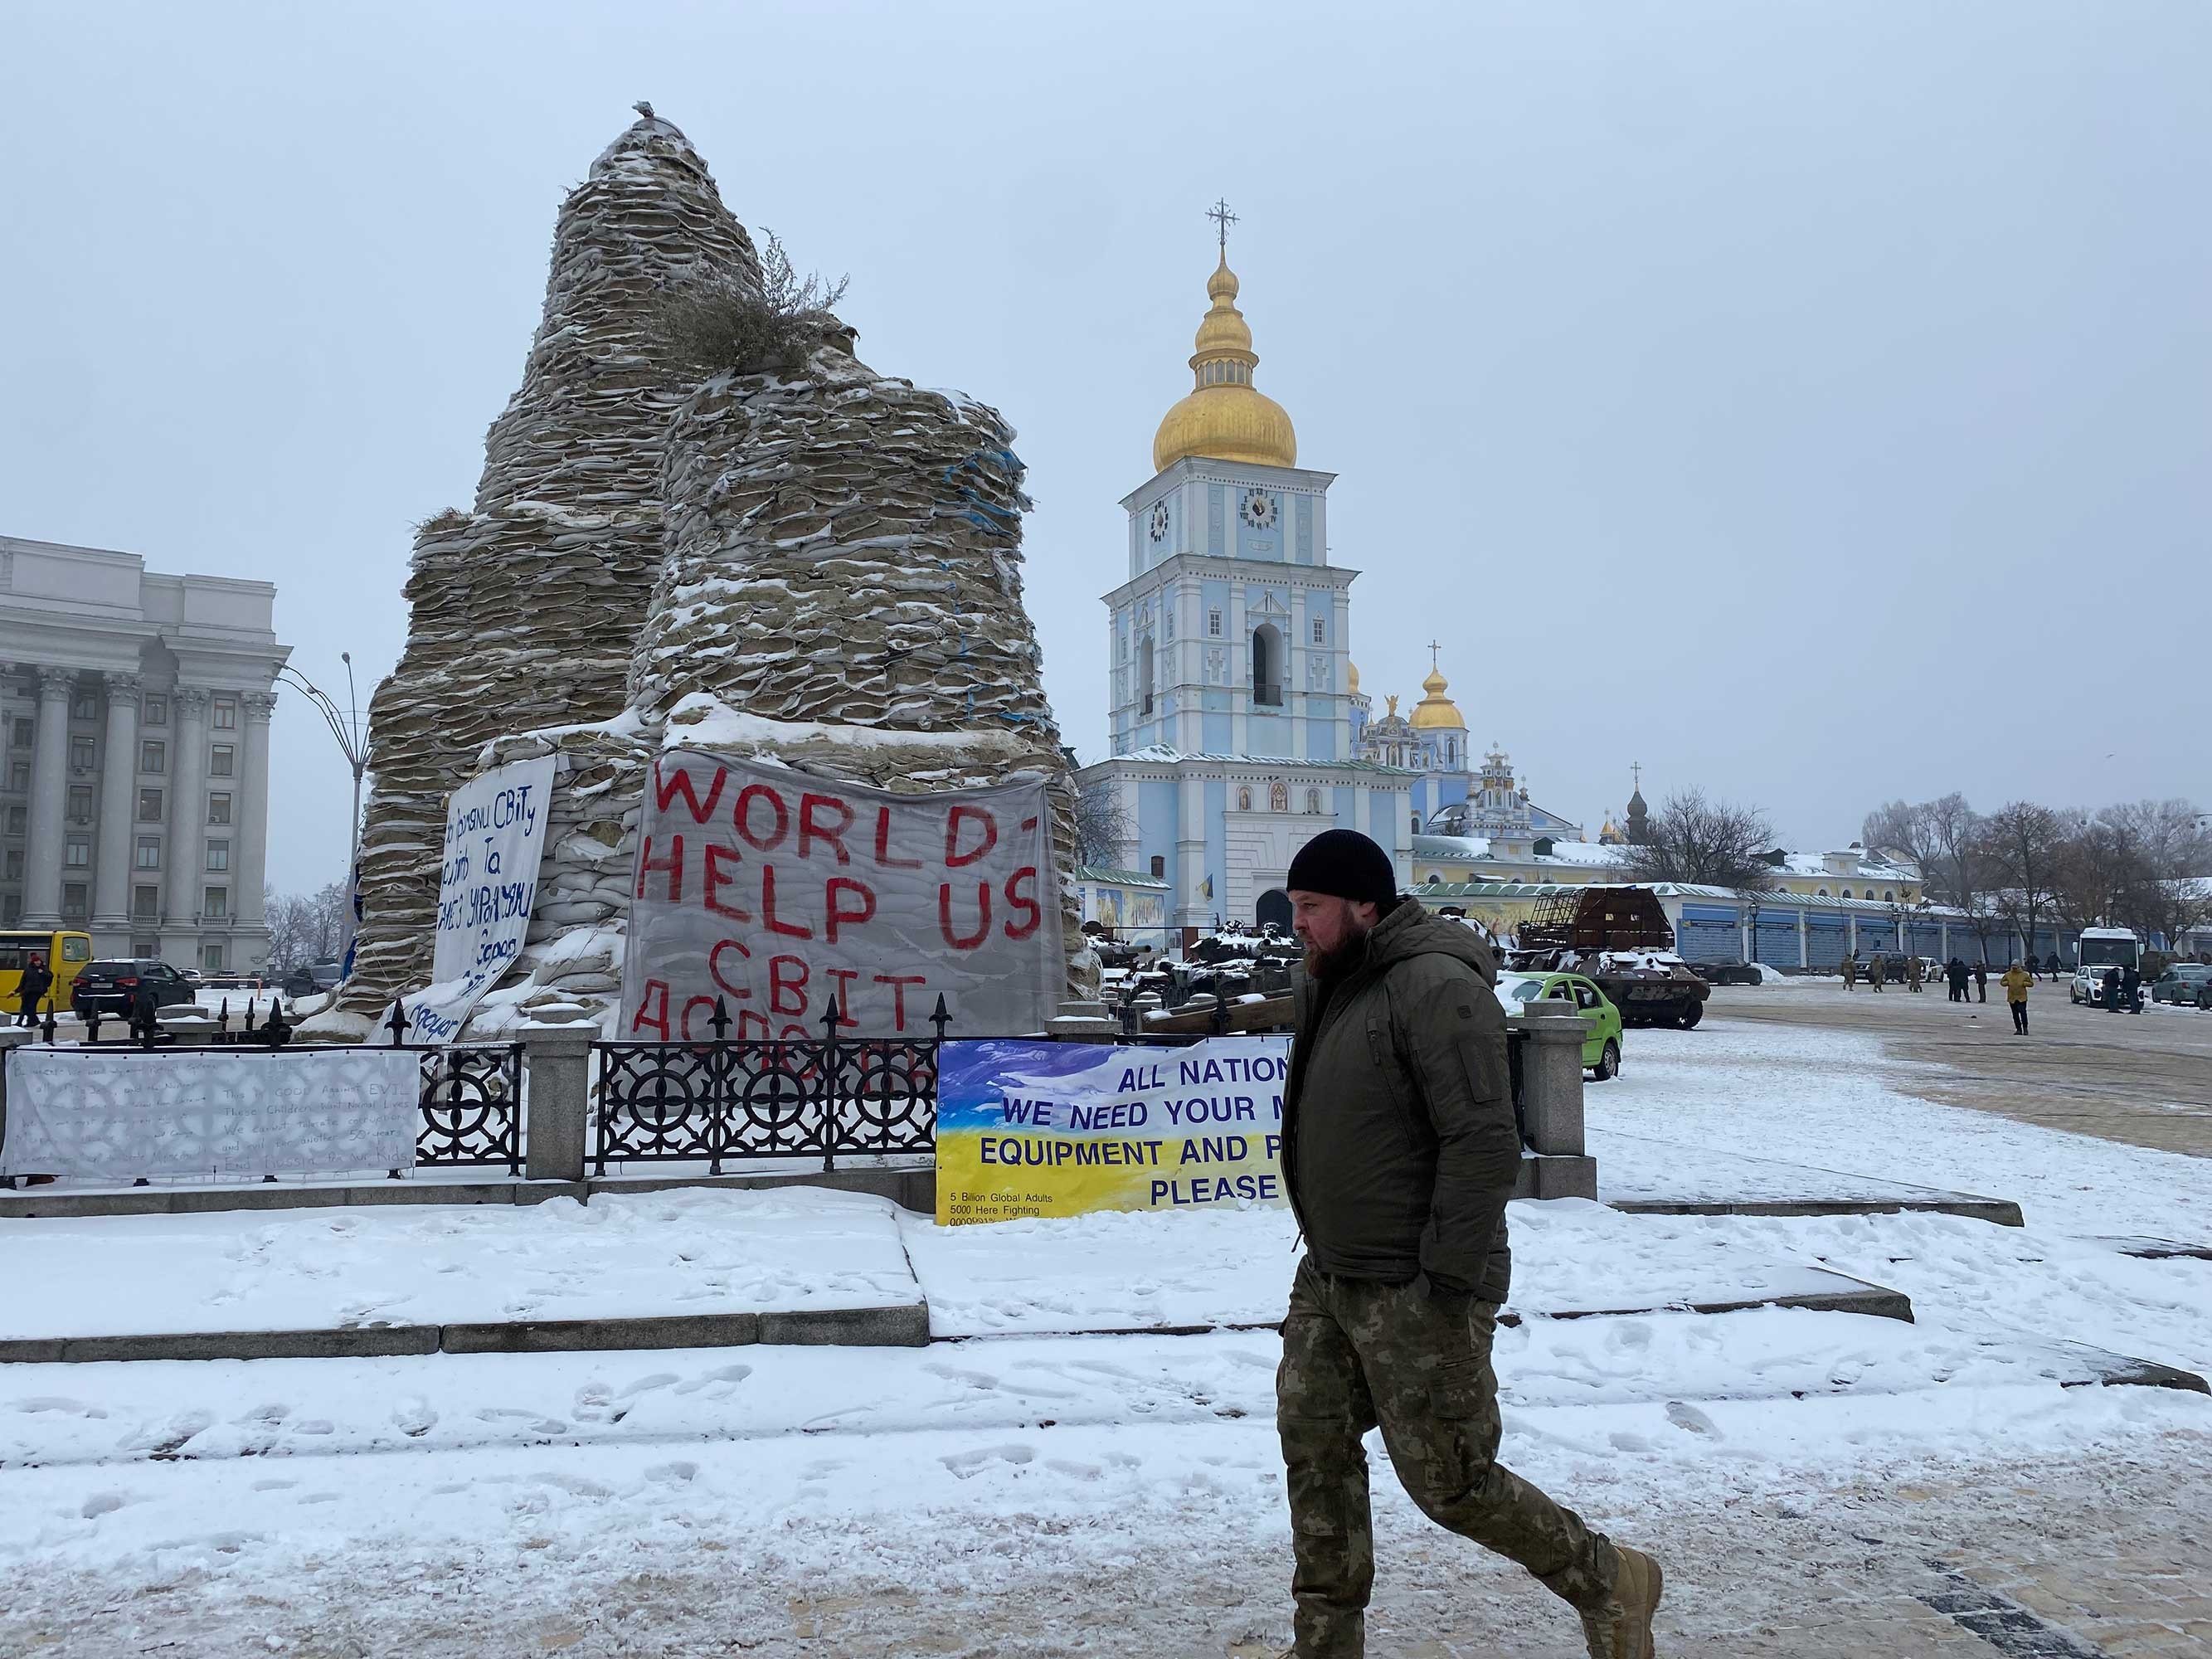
[{"xmin": 341, "ymin": 111, "xmax": 760, "ymax": 1016}]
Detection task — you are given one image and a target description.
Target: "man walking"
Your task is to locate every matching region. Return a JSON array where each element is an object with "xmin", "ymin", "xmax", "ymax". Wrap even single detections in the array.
[
  {"xmin": 1276, "ymin": 830, "xmax": 1660, "ymax": 1659},
  {"xmin": 1906, "ymin": 953, "xmax": 1923, "ymax": 993},
  {"xmin": 1974, "ymin": 961, "xmax": 1988, "ymax": 1004},
  {"xmin": 15, "ymin": 952, "xmax": 51, "ymax": 1029},
  {"xmin": 2001, "ymin": 960, "xmax": 2032, "ymax": 1034},
  {"xmin": 1869, "ymin": 954, "xmax": 1887, "ymax": 992},
  {"xmin": 1842, "ymin": 951, "xmax": 1858, "ymax": 990}
]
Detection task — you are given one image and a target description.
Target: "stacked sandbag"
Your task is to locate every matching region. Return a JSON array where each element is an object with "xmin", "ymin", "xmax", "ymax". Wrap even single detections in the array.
[
  {"xmin": 622, "ymin": 351, "xmax": 1088, "ymax": 995},
  {"xmin": 339, "ymin": 108, "xmax": 759, "ymax": 1018}
]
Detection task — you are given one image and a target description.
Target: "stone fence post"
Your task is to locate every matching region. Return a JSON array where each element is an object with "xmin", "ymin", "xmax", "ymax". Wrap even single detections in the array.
[
  {"xmin": 1509, "ymin": 1005, "xmax": 1597, "ymax": 1199},
  {"xmin": 522, "ymin": 1027, "xmax": 595, "ymax": 1184}
]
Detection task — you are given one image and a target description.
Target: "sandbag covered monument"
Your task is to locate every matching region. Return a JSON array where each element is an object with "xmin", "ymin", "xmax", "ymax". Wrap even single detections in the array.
[{"xmin": 333, "ymin": 105, "xmax": 1082, "ymax": 1039}]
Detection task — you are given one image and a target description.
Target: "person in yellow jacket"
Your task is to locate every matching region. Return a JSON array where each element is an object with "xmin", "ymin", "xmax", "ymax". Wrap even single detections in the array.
[{"xmin": 2001, "ymin": 961, "xmax": 2034, "ymax": 1034}]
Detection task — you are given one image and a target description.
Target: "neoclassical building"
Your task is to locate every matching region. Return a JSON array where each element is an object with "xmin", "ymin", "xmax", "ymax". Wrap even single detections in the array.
[
  {"xmin": 0, "ymin": 535, "xmax": 288, "ymax": 970},
  {"xmin": 1077, "ymin": 233, "xmax": 1416, "ymax": 939}
]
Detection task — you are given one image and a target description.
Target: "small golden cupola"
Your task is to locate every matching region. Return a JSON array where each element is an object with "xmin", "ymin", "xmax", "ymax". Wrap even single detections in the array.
[
  {"xmin": 1409, "ymin": 664, "xmax": 1466, "ymax": 731},
  {"xmin": 1152, "ymin": 202, "xmax": 1298, "ymax": 473}
]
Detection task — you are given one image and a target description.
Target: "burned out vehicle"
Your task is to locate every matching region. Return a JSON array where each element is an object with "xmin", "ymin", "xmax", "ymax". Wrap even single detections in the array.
[
  {"xmin": 1503, "ymin": 887, "xmax": 1712, "ymax": 1029},
  {"xmin": 1124, "ymin": 923, "xmax": 1300, "ymax": 1010}
]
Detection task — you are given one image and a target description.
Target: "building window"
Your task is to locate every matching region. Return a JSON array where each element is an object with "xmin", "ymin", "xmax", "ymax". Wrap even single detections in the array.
[
  {"xmin": 212, "ymin": 698, "xmax": 236, "ymax": 731},
  {"xmin": 70, "ymin": 691, "xmax": 97, "ymax": 721},
  {"xmin": 136, "ymin": 836, "xmax": 161, "ymax": 869},
  {"xmin": 5, "ymin": 761, "xmax": 26, "ymax": 793},
  {"xmin": 140, "ymin": 740, "xmax": 165, "ymax": 775},
  {"xmin": 65, "ymin": 837, "xmax": 90, "ymax": 868},
  {"xmin": 2, "ymin": 852, "xmax": 19, "ymax": 881},
  {"xmin": 143, "ymin": 694, "xmax": 168, "ymax": 727},
  {"xmin": 131, "ymin": 934, "xmax": 158, "ymax": 956},
  {"xmin": 69, "ymin": 736, "xmax": 95, "ymax": 770},
  {"xmin": 67, "ymin": 785, "xmax": 93, "ymax": 823},
  {"xmin": 208, "ymin": 792, "xmax": 231, "ymax": 825},
  {"xmin": 204, "ymin": 886, "xmax": 228, "ymax": 920},
  {"xmin": 5, "ymin": 805, "xmax": 24, "ymax": 834},
  {"xmin": 2, "ymin": 895, "xmax": 19, "ymax": 924},
  {"xmin": 207, "ymin": 839, "xmax": 230, "ymax": 873},
  {"xmin": 211, "ymin": 745, "xmax": 235, "ymax": 777},
  {"xmin": 1150, "ymin": 854, "xmax": 1165, "ymax": 879},
  {"xmin": 1208, "ymin": 609, "xmax": 1223, "ymax": 638},
  {"xmin": 133, "ymin": 884, "xmax": 159, "ymax": 919},
  {"xmin": 9, "ymin": 718, "xmax": 28, "ymax": 747},
  {"xmin": 138, "ymin": 788, "xmax": 163, "ymax": 821},
  {"xmin": 1840, "ymin": 888, "xmax": 1853, "ymax": 899},
  {"xmin": 61, "ymin": 883, "xmax": 87, "ymax": 921},
  {"xmin": 1816, "ymin": 888, "xmax": 1828, "ymax": 898},
  {"xmin": 1311, "ymin": 617, "xmax": 1327, "ymax": 645},
  {"xmin": 1884, "ymin": 890, "xmax": 1895, "ymax": 902},
  {"xmin": 202, "ymin": 942, "xmax": 226, "ymax": 972}
]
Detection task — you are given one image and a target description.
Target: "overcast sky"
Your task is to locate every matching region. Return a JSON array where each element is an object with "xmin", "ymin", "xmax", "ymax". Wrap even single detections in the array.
[{"xmin": 6, "ymin": 1, "xmax": 2207, "ymax": 896}]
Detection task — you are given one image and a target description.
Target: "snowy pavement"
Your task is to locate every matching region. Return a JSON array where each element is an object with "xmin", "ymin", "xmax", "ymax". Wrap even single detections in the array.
[{"xmin": 3, "ymin": 1005, "xmax": 2211, "ymax": 1656}]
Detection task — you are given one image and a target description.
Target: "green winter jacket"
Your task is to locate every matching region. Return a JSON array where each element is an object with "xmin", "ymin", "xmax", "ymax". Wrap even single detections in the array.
[{"xmin": 1280, "ymin": 899, "xmax": 1520, "ymax": 1303}]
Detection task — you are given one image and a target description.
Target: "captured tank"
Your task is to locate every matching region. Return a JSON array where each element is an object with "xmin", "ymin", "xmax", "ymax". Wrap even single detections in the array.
[{"xmin": 1505, "ymin": 887, "xmax": 1712, "ymax": 1029}]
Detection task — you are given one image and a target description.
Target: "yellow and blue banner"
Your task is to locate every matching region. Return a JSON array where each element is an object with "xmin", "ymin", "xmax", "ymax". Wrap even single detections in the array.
[{"xmin": 934, "ymin": 1036, "xmax": 1291, "ymax": 1225}]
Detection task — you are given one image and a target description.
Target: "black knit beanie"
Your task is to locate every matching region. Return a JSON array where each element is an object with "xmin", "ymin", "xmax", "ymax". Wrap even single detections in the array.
[{"xmin": 1286, "ymin": 829, "xmax": 1398, "ymax": 908}]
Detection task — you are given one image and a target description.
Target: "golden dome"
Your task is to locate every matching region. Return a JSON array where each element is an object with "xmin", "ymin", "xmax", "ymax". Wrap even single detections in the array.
[
  {"xmin": 1348, "ymin": 660, "xmax": 1361, "ymax": 693},
  {"xmin": 1409, "ymin": 665, "xmax": 1466, "ymax": 730},
  {"xmin": 1152, "ymin": 255, "xmax": 1298, "ymax": 473}
]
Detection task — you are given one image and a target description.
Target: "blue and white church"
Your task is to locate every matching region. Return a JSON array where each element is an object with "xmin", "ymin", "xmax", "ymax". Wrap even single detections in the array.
[{"xmin": 1076, "ymin": 221, "xmax": 1422, "ymax": 941}]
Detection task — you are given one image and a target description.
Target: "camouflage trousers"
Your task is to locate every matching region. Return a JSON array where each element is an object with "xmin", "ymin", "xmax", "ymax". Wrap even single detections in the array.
[{"xmin": 1277, "ymin": 1256, "xmax": 1617, "ymax": 1658}]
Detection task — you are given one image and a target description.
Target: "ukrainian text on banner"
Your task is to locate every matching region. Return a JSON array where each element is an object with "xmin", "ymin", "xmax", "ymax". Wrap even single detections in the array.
[
  {"xmin": 408, "ymin": 754, "xmax": 557, "ymax": 1043},
  {"xmin": 935, "ymin": 1035, "xmax": 1291, "ymax": 1225},
  {"xmin": 621, "ymin": 751, "xmax": 1062, "ymax": 1041},
  {"xmin": 0, "ymin": 1048, "xmax": 424, "ymax": 1181}
]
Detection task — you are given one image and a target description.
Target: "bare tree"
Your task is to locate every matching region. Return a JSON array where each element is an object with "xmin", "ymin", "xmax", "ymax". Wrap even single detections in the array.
[
  {"xmin": 2097, "ymin": 799, "xmax": 2211, "ymax": 946},
  {"xmin": 1074, "ymin": 782, "xmax": 1135, "ymax": 868},
  {"xmin": 1862, "ymin": 799, "xmax": 1938, "ymax": 875},
  {"xmin": 264, "ymin": 880, "xmax": 352, "ymax": 972},
  {"xmin": 652, "ymin": 231, "xmax": 852, "ymax": 379},
  {"xmin": 1622, "ymin": 791, "xmax": 1777, "ymax": 892},
  {"xmin": 1981, "ymin": 800, "xmax": 2065, "ymax": 955}
]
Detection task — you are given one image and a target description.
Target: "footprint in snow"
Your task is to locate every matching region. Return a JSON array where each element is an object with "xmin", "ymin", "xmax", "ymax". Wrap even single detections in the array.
[
  {"xmin": 1665, "ymin": 1401, "xmax": 1722, "ymax": 1438},
  {"xmin": 1608, "ymin": 1432, "xmax": 1655, "ymax": 1454},
  {"xmin": 940, "ymin": 1444, "xmax": 1036, "ymax": 1479},
  {"xmin": 79, "ymin": 1490, "xmax": 130, "ymax": 1518},
  {"xmin": 390, "ymin": 1396, "xmax": 439, "ymax": 1438},
  {"xmin": 12, "ymin": 1397, "xmax": 108, "ymax": 1419}
]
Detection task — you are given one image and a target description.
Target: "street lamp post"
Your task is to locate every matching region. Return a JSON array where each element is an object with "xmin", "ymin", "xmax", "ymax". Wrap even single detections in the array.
[{"xmin": 279, "ymin": 654, "xmax": 368, "ymax": 953}]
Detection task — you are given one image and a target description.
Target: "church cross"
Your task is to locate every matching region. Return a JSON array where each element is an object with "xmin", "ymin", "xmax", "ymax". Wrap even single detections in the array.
[
  {"xmin": 1428, "ymin": 640, "xmax": 1441, "ymax": 669},
  {"xmin": 1631, "ymin": 761, "xmax": 1643, "ymax": 791},
  {"xmin": 1207, "ymin": 197, "xmax": 1238, "ymax": 255}
]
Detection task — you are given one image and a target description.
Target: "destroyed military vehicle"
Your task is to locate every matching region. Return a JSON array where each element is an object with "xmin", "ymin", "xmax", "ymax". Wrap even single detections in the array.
[{"xmin": 1503, "ymin": 887, "xmax": 1712, "ymax": 1029}]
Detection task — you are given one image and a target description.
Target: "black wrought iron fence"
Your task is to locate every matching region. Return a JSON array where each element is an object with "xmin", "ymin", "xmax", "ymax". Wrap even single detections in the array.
[
  {"xmin": 592, "ymin": 995, "xmax": 948, "ymax": 1175},
  {"xmin": 415, "ymin": 1043, "xmax": 524, "ymax": 1173}
]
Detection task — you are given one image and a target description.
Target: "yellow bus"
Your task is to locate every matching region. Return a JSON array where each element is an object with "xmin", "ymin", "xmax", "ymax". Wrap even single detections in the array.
[{"xmin": 0, "ymin": 930, "xmax": 94, "ymax": 1015}]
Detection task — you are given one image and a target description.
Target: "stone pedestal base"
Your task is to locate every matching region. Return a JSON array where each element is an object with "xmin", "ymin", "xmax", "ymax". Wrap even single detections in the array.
[{"xmin": 1514, "ymin": 1154, "xmax": 1598, "ymax": 1201}]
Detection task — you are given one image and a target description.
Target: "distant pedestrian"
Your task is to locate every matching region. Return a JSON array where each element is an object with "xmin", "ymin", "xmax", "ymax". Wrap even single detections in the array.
[
  {"xmin": 1869, "ymin": 955, "xmax": 1886, "ymax": 991},
  {"xmin": 2122, "ymin": 964, "xmax": 2142, "ymax": 1014},
  {"xmin": 1842, "ymin": 951, "xmax": 1858, "ymax": 989},
  {"xmin": 2001, "ymin": 961, "xmax": 2032, "ymax": 1034},
  {"xmin": 1906, "ymin": 955, "xmax": 1923, "ymax": 992},
  {"xmin": 1973, "ymin": 961, "xmax": 1988, "ymax": 1004},
  {"xmin": 2102, "ymin": 966, "xmax": 2122, "ymax": 1012},
  {"xmin": 15, "ymin": 953, "xmax": 51, "ymax": 1028},
  {"xmin": 2044, "ymin": 952, "xmax": 2063, "ymax": 983},
  {"xmin": 1945, "ymin": 957, "xmax": 1969, "ymax": 1002}
]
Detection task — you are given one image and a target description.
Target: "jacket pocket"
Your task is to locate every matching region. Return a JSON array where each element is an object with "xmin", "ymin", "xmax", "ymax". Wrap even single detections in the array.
[{"xmin": 1420, "ymin": 1358, "xmax": 1500, "ymax": 1499}]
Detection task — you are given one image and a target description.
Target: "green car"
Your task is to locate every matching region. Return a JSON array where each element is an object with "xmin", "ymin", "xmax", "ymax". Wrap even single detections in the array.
[{"xmin": 1494, "ymin": 971, "xmax": 1624, "ymax": 1081}]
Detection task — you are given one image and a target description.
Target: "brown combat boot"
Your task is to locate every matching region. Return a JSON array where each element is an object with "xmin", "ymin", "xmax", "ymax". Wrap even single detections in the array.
[{"xmin": 1579, "ymin": 1545, "xmax": 1662, "ymax": 1658}]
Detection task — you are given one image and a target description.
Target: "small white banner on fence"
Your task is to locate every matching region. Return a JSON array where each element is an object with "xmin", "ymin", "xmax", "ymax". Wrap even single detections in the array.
[
  {"xmin": 406, "ymin": 754, "xmax": 557, "ymax": 1044},
  {"xmin": 0, "ymin": 1047, "xmax": 424, "ymax": 1182}
]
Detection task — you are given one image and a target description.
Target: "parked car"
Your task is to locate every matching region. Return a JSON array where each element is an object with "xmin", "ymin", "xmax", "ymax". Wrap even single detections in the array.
[
  {"xmin": 1493, "ymin": 970, "xmax": 1624, "ymax": 1081},
  {"xmin": 281, "ymin": 961, "xmax": 344, "ymax": 1000},
  {"xmin": 2149, "ymin": 964, "xmax": 2212, "ymax": 1010},
  {"xmin": 1694, "ymin": 961, "xmax": 1762, "ymax": 987},
  {"xmin": 69, "ymin": 958, "xmax": 199, "ymax": 1019},
  {"xmin": 202, "ymin": 974, "xmax": 265, "ymax": 994}
]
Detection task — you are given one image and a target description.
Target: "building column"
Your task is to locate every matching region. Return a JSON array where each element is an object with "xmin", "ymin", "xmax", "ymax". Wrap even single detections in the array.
[
  {"xmin": 164, "ymin": 688, "xmax": 209, "ymax": 946},
  {"xmin": 91, "ymin": 674, "xmax": 140, "ymax": 945},
  {"xmin": 20, "ymin": 668, "xmax": 75, "ymax": 928},
  {"xmin": 1797, "ymin": 911, "xmax": 1809, "ymax": 970},
  {"xmin": 237, "ymin": 691, "xmax": 275, "ymax": 940}
]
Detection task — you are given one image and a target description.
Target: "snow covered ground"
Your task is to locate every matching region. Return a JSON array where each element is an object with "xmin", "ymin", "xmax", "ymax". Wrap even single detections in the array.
[{"xmin": 3, "ymin": 1009, "xmax": 2210, "ymax": 1656}]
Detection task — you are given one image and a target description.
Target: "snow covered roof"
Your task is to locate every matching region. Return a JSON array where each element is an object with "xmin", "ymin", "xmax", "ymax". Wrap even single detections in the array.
[
  {"xmin": 1075, "ymin": 864, "xmax": 1169, "ymax": 888},
  {"xmin": 1407, "ymin": 878, "xmax": 1978, "ymax": 919},
  {"xmin": 1767, "ymin": 849, "xmax": 1919, "ymax": 881},
  {"xmin": 1411, "ymin": 834, "xmax": 1631, "ymax": 869}
]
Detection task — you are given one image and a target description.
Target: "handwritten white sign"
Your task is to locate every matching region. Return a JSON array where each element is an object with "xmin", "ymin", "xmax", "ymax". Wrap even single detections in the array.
[{"xmin": 406, "ymin": 754, "xmax": 556, "ymax": 1043}]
